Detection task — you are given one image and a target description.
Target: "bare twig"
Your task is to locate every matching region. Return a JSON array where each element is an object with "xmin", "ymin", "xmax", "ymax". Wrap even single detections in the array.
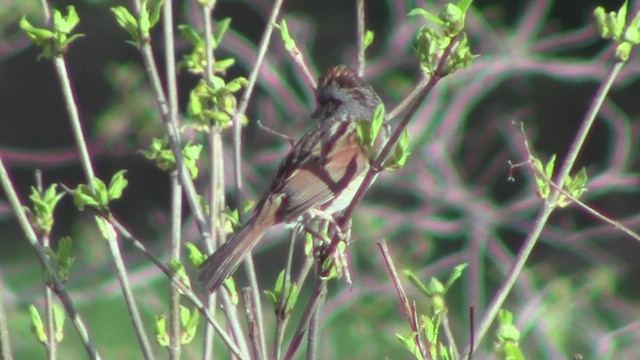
[
  {"xmin": 0, "ymin": 268, "xmax": 14, "ymax": 360},
  {"xmin": 242, "ymin": 289, "xmax": 263, "ymax": 360},
  {"xmin": 377, "ymin": 240, "xmax": 429, "ymax": 359},
  {"xmin": 284, "ymin": 276, "xmax": 327, "ymax": 360},
  {"xmin": 161, "ymin": 0, "xmax": 183, "ymax": 358},
  {"xmin": 257, "ymin": 120, "xmax": 296, "ymax": 145},
  {"xmin": 306, "ymin": 290, "xmax": 326, "ymax": 360},
  {"xmin": 355, "ymin": 0, "xmax": 366, "ymax": 76}
]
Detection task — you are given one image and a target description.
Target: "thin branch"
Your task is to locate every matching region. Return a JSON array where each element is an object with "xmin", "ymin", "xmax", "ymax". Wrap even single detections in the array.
[
  {"xmin": 0, "ymin": 268, "xmax": 14, "ymax": 360},
  {"xmin": 306, "ymin": 289, "xmax": 326, "ymax": 360},
  {"xmin": 242, "ymin": 289, "xmax": 263, "ymax": 360},
  {"xmin": 35, "ymin": 171, "xmax": 57, "ymax": 360},
  {"xmin": 102, "ymin": 225, "xmax": 155, "ymax": 359},
  {"xmin": 162, "ymin": 0, "xmax": 183, "ymax": 357},
  {"xmin": 272, "ymin": 229, "xmax": 299, "ymax": 360},
  {"xmin": 201, "ymin": 4, "xmax": 219, "ymax": 359},
  {"xmin": 52, "ymin": 55, "xmax": 96, "ymax": 186},
  {"xmin": 355, "ymin": 0, "xmax": 366, "ymax": 76},
  {"xmin": 377, "ymin": 240, "xmax": 428, "ymax": 359},
  {"xmin": 284, "ymin": 276, "xmax": 327, "ymax": 360}
]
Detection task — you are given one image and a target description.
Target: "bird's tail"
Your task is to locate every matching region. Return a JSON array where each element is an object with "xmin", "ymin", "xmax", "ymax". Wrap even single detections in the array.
[{"xmin": 197, "ymin": 215, "xmax": 267, "ymax": 293}]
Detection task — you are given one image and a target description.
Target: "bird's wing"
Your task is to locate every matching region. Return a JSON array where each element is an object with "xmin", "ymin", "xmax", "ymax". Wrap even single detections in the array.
[{"xmin": 273, "ymin": 120, "xmax": 369, "ymax": 222}]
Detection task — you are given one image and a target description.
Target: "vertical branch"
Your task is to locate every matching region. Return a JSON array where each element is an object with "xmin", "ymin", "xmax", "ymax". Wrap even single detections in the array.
[
  {"xmin": 201, "ymin": 5, "xmax": 219, "ymax": 359},
  {"xmin": 355, "ymin": 0, "xmax": 366, "ymax": 76},
  {"xmin": 0, "ymin": 269, "xmax": 14, "ymax": 360},
  {"xmin": 168, "ymin": 173, "xmax": 182, "ymax": 360},
  {"xmin": 284, "ymin": 276, "xmax": 327, "ymax": 359},
  {"xmin": 242, "ymin": 289, "xmax": 263, "ymax": 360},
  {"xmin": 34, "ymin": 172, "xmax": 57, "ymax": 360},
  {"xmin": 229, "ymin": 2, "xmax": 285, "ymax": 358},
  {"xmin": 377, "ymin": 240, "xmax": 428, "ymax": 359},
  {"xmin": 306, "ymin": 291, "xmax": 326, "ymax": 360},
  {"xmin": 272, "ymin": 230, "xmax": 299, "ymax": 359},
  {"xmin": 161, "ymin": 0, "xmax": 183, "ymax": 358}
]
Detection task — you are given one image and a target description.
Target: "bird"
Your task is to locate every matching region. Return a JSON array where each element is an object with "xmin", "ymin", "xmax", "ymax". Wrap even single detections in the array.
[{"xmin": 198, "ymin": 65, "xmax": 385, "ymax": 294}]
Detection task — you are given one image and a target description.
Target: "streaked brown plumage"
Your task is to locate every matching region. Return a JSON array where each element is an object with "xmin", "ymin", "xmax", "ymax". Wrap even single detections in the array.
[{"xmin": 198, "ymin": 66, "xmax": 384, "ymax": 293}]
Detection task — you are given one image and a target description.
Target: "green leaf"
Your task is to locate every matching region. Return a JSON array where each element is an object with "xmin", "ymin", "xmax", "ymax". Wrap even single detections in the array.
[
  {"xmin": 405, "ymin": 270, "xmax": 433, "ymax": 297},
  {"xmin": 594, "ymin": 7, "xmax": 611, "ymax": 38},
  {"xmin": 544, "ymin": 154, "xmax": 556, "ymax": 178},
  {"xmin": 21, "ymin": 7, "xmax": 84, "ymax": 59},
  {"xmin": 395, "ymin": 332, "xmax": 423, "ymax": 359},
  {"xmin": 226, "ymin": 77, "xmax": 248, "ymax": 93},
  {"xmin": 20, "ymin": 17, "xmax": 54, "ymax": 43},
  {"xmin": 363, "ymin": 30, "xmax": 375, "ymax": 49},
  {"xmin": 531, "ymin": 156, "xmax": 550, "ymax": 200},
  {"xmin": 154, "ymin": 313, "xmax": 169, "ymax": 347},
  {"xmin": 111, "ymin": 6, "xmax": 139, "ymax": 44},
  {"xmin": 170, "ymin": 258, "xmax": 192, "ymax": 291},
  {"xmin": 383, "ymin": 129, "xmax": 411, "ymax": 171},
  {"xmin": 558, "ymin": 167, "xmax": 588, "ymax": 208},
  {"xmin": 72, "ymin": 184, "xmax": 99, "ymax": 211},
  {"xmin": 428, "ymin": 277, "xmax": 445, "ymax": 296},
  {"xmin": 615, "ymin": 41, "xmax": 632, "ymax": 61},
  {"xmin": 213, "ymin": 58, "xmax": 235, "ymax": 72},
  {"xmin": 92, "ymin": 177, "xmax": 109, "ymax": 208},
  {"xmin": 617, "ymin": 1, "xmax": 629, "ymax": 32},
  {"xmin": 56, "ymin": 236, "xmax": 74, "ymax": 282},
  {"xmin": 439, "ymin": 3, "xmax": 465, "ymax": 34},
  {"xmin": 214, "ymin": 17, "xmax": 232, "ymax": 46},
  {"xmin": 180, "ymin": 306, "xmax": 200, "ymax": 344},
  {"xmin": 279, "ymin": 19, "xmax": 296, "ymax": 51},
  {"xmin": 147, "ymin": 0, "xmax": 164, "ymax": 28},
  {"xmin": 29, "ymin": 305, "xmax": 47, "ymax": 344},
  {"xmin": 408, "ymin": 8, "xmax": 445, "ymax": 25},
  {"xmin": 457, "ymin": 0, "xmax": 473, "ymax": 13},
  {"xmin": 495, "ymin": 309, "xmax": 525, "ymax": 360},
  {"xmin": 265, "ymin": 270, "xmax": 286, "ymax": 306},
  {"xmin": 52, "ymin": 304, "xmax": 65, "ymax": 343},
  {"xmin": 28, "ymin": 184, "xmax": 64, "ymax": 234},
  {"xmin": 370, "ymin": 103, "xmax": 385, "ymax": 147},
  {"xmin": 179, "ymin": 24, "xmax": 203, "ymax": 46},
  {"xmin": 54, "ymin": 6, "xmax": 80, "ymax": 34},
  {"xmin": 186, "ymin": 242, "xmax": 206, "ymax": 267},
  {"xmin": 107, "ymin": 170, "xmax": 128, "ymax": 201},
  {"xmin": 95, "ymin": 216, "xmax": 117, "ymax": 240},
  {"xmin": 444, "ymin": 263, "xmax": 467, "ymax": 290}
]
